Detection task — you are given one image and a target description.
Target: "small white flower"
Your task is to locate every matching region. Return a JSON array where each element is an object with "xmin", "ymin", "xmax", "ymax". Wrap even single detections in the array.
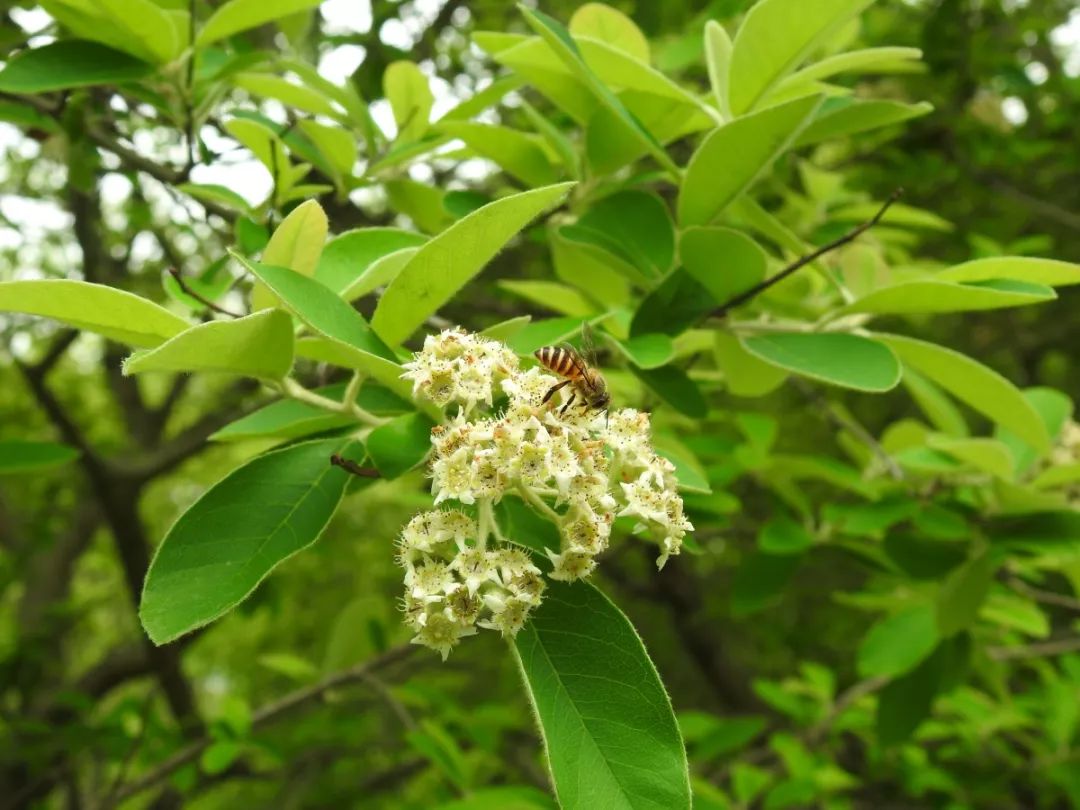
[
  {"xmin": 412, "ymin": 609, "xmax": 476, "ymax": 660},
  {"xmin": 547, "ymin": 547, "xmax": 598, "ymax": 582}
]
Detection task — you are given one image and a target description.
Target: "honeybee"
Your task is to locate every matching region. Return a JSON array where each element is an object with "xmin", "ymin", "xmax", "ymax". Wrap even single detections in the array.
[{"xmin": 535, "ymin": 329, "xmax": 610, "ymax": 413}]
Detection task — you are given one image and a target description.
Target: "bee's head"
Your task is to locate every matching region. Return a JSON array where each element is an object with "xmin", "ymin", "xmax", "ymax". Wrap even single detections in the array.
[{"xmin": 591, "ymin": 391, "xmax": 611, "ymax": 411}]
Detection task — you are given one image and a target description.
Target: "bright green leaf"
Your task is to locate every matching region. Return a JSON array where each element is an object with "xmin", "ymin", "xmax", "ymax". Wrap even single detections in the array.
[
  {"xmin": 714, "ymin": 332, "xmax": 787, "ymax": 397},
  {"xmin": 196, "ymin": 0, "xmax": 322, "ymax": 46},
  {"xmin": 315, "ymin": 228, "xmax": 427, "ymax": 296},
  {"xmin": 140, "ymin": 438, "xmax": 361, "ymax": 644},
  {"xmin": 857, "ymin": 603, "xmax": 938, "ymax": 679},
  {"xmin": 705, "ymin": 21, "xmax": 733, "ymax": 118},
  {"xmin": 878, "ymin": 334, "xmax": 1051, "ymax": 453},
  {"xmin": 123, "ymin": 309, "xmax": 293, "ymax": 380},
  {"xmin": 514, "ymin": 580, "xmax": 691, "ymax": 810},
  {"xmin": 741, "ymin": 333, "xmax": 900, "ymax": 392},
  {"xmin": 365, "ymin": 413, "xmax": 435, "ymax": 479},
  {"xmin": 678, "ymin": 95, "xmax": 822, "ymax": 227},
  {"xmin": 0, "ymin": 40, "xmax": 152, "ymax": 93},
  {"xmin": 0, "ymin": 279, "xmax": 189, "ymax": 348},
  {"xmin": 680, "ymin": 227, "xmax": 767, "ymax": 304},
  {"xmin": 252, "ymin": 199, "xmax": 328, "ymax": 310},
  {"xmin": 568, "ymin": 3, "xmax": 650, "ymax": 63},
  {"xmin": 795, "ymin": 99, "xmax": 933, "ymax": 147},
  {"xmin": 372, "ymin": 182, "xmax": 573, "ymax": 346},
  {"xmin": 937, "ymin": 256, "xmax": 1080, "ymax": 287},
  {"xmin": 727, "ymin": 0, "xmax": 872, "ymax": 115},
  {"xmin": 384, "ymin": 60, "xmax": 434, "ymax": 143},
  {"xmin": 437, "ymin": 121, "xmax": 558, "ymax": 187}
]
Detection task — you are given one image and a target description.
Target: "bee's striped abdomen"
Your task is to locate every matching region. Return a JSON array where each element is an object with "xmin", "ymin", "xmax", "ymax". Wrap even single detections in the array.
[{"xmin": 535, "ymin": 346, "xmax": 582, "ymax": 380}]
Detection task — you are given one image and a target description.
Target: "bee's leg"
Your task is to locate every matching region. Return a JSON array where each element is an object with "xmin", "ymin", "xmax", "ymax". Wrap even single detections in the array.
[
  {"xmin": 559, "ymin": 392, "xmax": 577, "ymax": 414},
  {"xmin": 541, "ymin": 379, "xmax": 571, "ymax": 405}
]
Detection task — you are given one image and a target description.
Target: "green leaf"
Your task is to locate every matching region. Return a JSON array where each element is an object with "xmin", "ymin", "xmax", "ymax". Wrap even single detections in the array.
[
  {"xmin": 714, "ymin": 332, "xmax": 787, "ymax": 397},
  {"xmin": 795, "ymin": 99, "xmax": 933, "ymax": 147},
  {"xmin": 678, "ymin": 96, "xmax": 822, "ymax": 227},
  {"xmin": 876, "ymin": 641, "xmax": 951, "ymax": 747},
  {"xmin": 210, "ymin": 382, "xmax": 408, "ymax": 443},
  {"xmin": 614, "ymin": 333, "xmax": 676, "ymax": 369},
  {"xmin": 877, "ymin": 334, "xmax": 1051, "ymax": 453},
  {"xmin": 97, "ymin": 0, "xmax": 182, "ymax": 63},
  {"xmin": 200, "ymin": 740, "xmax": 243, "ymax": 775},
  {"xmin": 705, "ymin": 21, "xmax": 734, "ymax": 119},
  {"xmin": 385, "ymin": 179, "xmax": 452, "ymax": 234},
  {"xmin": 365, "ymin": 413, "xmax": 435, "ymax": 479},
  {"xmin": 518, "ymin": 5, "xmax": 679, "ymax": 176},
  {"xmin": 372, "ymin": 182, "xmax": 574, "ymax": 346},
  {"xmin": 840, "ymin": 279, "xmax": 1054, "ymax": 316},
  {"xmin": 257, "ymin": 652, "xmax": 318, "ymax": 681},
  {"xmin": 576, "ymin": 190, "xmax": 675, "ymax": 277},
  {"xmin": 123, "ymin": 309, "xmax": 293, "ymax": 380},
  {"xmin": 140, "ymin": 438, "xmax": 361, "ymax": 644},
  {"xmin": 437, "ymin": 122, "xmax": 558, "ymax": 187},
  {"xmin": 0, "ymin": 40, "xmax": 152, "ymax": 93},
  {"xmin": 178, "ymin": 182, "xmax": 252, "ymax": 214},
  {"xmin": 514, "ymin": 580, "xmax": 691, "ymax": 810},
  {"xmin": 732, "ymin": 552, "xmax": 802, "ymax": 616},
  {"xmin": 297, "ymin": 120, "xmax": 357, "ymax": 178},
  {"xmin": 499, "ymin": 281, "xmax": 595, "ymax": 318},
  {"xmin": 727, "ymin": 0, "xmax": 872, "ymax": 115},
  {"xmin": 979, "ymin": 591, "xmax": 1050, "ymax": 638},
  {"xmin": 315, "ymin": 228, "xmax": 427, "ymax": 296},
  {"xmin": 758, "ymin": 515, "xmax": 814, "ymax": 555},
  {"xmin": 926, "ymin": 436, "xmax": 1014, "ymax": 480},
  {"xmin": 936, "ymin": 552, "xmax": 994, "ymax": 637},
  {"xmin": 937, "ymin": 256, "xmax": 1080, "ymax": 287},
  {"xmin": 235, "ymin": 72, "xmax": 340, "ymax": 118},
  {"xmin": 857, "ymin": 603, "xmax": 939, "ymax": 679},
  {"xmin": 741, "ymin": 333, "xmax": 901, "ymax": 392},
  {"xmin": 506, "ymin": 317, "xmax": 589, "ymax": 355},
  {"xmin": 996, "ymin": 387, "xmax": 1073, "ymax": 472},
  {"xmin": 631, "ymin": 270, "xmax": 716, "ymax": 338},
  {"xmin": 680, "ymin": 227, "xmax": 767, "ymax": 303},
  {"xmin": 252, "ymin": 199, "xmax": 328, "ymax": 310},
  {"xmin": 654, "ymin": 437, "xmax": 712, "ymax": 494},
  {"xmin": 434, "ymin": 786, "xmax": 556, "ymax": 810},
  {"xmin": 196, "ymin": 0, "xmax": 322, "ymax": 46},
  {"xmin": 569, "ymin": 3, "xmax": 650, "ymax": 63},
  {"xmin": 384, "ymin": 60, "xmax": 433, "ymax": 142},
  {"xmin": 0, "ymin": 280, "xmax": 189, "ymax": 348},
  {"xmin": 235, "ymin": 257, "xmax": 410, "ymax": 401},
  {"xmin": 0, "ymin": 440, "xmax": 79, "ymax": 474},
  {"xmin": 633, "ymin": 365, "xmax": 707, "ymax": 418},
  {"xmin": 901, "ymin": 367, "xmax": 969, "ymax": 437}
]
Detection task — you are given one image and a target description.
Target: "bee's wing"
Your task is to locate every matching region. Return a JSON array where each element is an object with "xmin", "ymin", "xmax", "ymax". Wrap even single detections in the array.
[{"xmin": 580, "ymin": 321, "xmax": 600, "ymax": 367}]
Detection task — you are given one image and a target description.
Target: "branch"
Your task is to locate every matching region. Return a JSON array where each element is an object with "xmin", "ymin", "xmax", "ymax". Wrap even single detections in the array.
[
  {"xmin": 105, "ymin": 644, "xmax": 419, "ymax": 807},
  {"xmin": 167, "ymin": 267, "xmax": 243, "ymax": 318},
  {"xmin": 712, "ymin": 189, "xmax": 903, "ymax": 317},
  {"xmin": 989, "ymin": 636, "xmax": 1080, "ymax": 661},
  {"xmin": 792, "ymin": 378, "xmax": 903, "ymax": 481},
  {"xmin": 330, "ymin": 454, "xmax": 381, "ymax": 478},
  {"xmin": 1006, "ymin": 576, "xmax": 1080, "ymax": 613}
]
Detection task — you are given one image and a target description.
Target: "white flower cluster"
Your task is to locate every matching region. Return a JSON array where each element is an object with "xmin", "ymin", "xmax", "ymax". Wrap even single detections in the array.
[
  {"xmin": 398, "ymin": 329, "xmax": 693, "ymax": 657},
  {"xmin": 397, "ymin": 510, "xmax": 545, "ymax": 659}
]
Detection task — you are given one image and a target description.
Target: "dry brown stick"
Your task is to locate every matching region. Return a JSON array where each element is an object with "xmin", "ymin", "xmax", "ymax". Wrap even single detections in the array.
[{"xmin": 330, "ymin": 454, "xmax": 381, "ymax": 478}]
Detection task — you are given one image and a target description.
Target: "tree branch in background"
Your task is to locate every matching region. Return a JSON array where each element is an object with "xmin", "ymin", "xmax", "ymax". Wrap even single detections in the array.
[
  {"xmin": 989, "ymin": 636, "xmax": 1080, "ymax": 661},
  {"xmin": 1006, "ymin": 576, "xmax": 1080, "ymax": 613},
  {"xmin": 166, "ymin": 267, "xmax": 243, "ymax": 318},
  {"xmin": 105, "ymin": 645, "xmax": 421, "ymax": 808},
  {"xmin": 792, "ymin": 378, "xmax": 903, "ymax": 480},
  {"xmin": 712, "ymin": 189, "xmax": 903, "ymax": 317}
]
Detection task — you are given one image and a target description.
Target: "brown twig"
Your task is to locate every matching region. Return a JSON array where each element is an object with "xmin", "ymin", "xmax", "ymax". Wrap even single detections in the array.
[
  {"xmin": 167, "ymin": 267, "xmax": 243, "ymax": 318},
  {"xmin": 330, "ymin": 454, "xmax": 381, "ymax": 478},
  {"xmin": 1006, "ymin": 576, "xmax": 1080, "ymax": 613},
  {"xmin": 712, "ymin": 188, "xmax": 904, "ymax": 317},
  {"xmin": 104, "ymin": 645, "xmax": 418, "ymax": 807},
  {"xmin": 989, "ymin": 636, "xmax": 1080, "ymax": 661}
]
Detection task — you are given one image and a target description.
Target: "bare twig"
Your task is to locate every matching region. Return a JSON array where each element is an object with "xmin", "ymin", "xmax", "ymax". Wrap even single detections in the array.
[
  {"xmin": 792, "ymin": 378, "xmax": 903, "ymax": 480},
  {"xmin": 330, "ymin": 454, "xmax": 381, "ymax": 478},
  {"xmin": 104, "ymin": 645, "xmax": 419, "ymax": 807},
  {"xmin": 166, "ymin": 268, "xmax": 242, "ymax": 318},
  {"xmin": 1006, "ymin": 576, "xmax": 1080, "ymax": 613},
  {"xmin": 989, "ymin": 636, "xmax": 1080, "ymax": 661},
  {"xmin": 713, "ymin": 189, "xmax": 903, "ymax": 317}
]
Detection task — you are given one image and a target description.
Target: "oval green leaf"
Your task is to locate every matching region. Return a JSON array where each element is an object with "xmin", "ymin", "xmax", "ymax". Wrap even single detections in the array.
[
  {"xmin": 741, "ymin": 333, "xmax": 901, "ymax": 392},
  {"xmin": 196, "ymin": 0, "xmax": 323, "ymax": 46},
  {"xmin": 0, "ymin": 40, "xmax": 152, "ymax": 93},
  {"xmin": 680, "ymin": 227, "xmax": 767, "ymax": 303},
  {"xmin": 936, "ymin": 256, "xmax": 1080, "ymax": 287},
  {"xmin": 840, "ymin": 279, "xmax": 1055, "ymax": 316},
  {"xmin": 727, "ymin": 0, "xmax": 872, "ymax": 115},
  {"xmin": 0, "ymin": 279, "xmax": 190, "ymax": 348},
  {"xmin": 678, "ymin": 95, "xmax": 822, "ymax": 227},
  {"xmin": 252, "ymin": 199, "xmax": 328, "ymax": 310},
  {"xmin": 315, "ymin": 228, "xmax": 427, "ymax": 295},
  {"xmin": 856, "ymin": 603, "xmax": 939, "ymax": 679},
  {"xmin": 514, "ymin": 580, "xmax": 691, "ymax": 810},
  {"xmin": 372, "ymin": 182, "xmax": 574, "ymax": 346},
  {"xmin": 877, "ymin": 333, "xmax": 1050, "ymax": 452},
  {"xmin": 140, "ymin": 437, "xmax": 362, "ymax": 644},
  {"xmin": 365, "ymin": 412, "xmax": 435, "ymax": 479},
  {"xmin": 123, "ymin": 309, "xmax": 294, "ymax": 380},
  {"xmin": 795, "ymin": 99, "xmax": 933, "ymax": 147}
]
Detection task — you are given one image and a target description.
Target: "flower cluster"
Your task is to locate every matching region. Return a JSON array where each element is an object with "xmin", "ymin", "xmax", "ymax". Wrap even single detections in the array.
[{"xmin": 399, "ymin": 329, "xmax": 693, "ymax": 657}]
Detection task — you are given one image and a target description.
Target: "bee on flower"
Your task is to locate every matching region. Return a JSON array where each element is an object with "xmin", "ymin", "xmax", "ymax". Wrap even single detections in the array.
[{"xmin": 398, "ymin": 329, "xmax": 694, "ymax": 658}]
